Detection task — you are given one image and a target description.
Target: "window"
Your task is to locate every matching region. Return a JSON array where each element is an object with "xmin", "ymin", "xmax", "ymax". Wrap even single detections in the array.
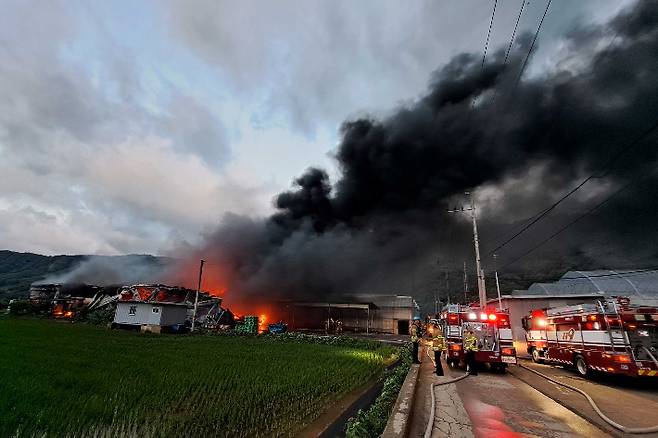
[
  {"xmin": 152, "ymin": 307, "xmax": 160, "ymax": 314},
  {"xmin": 128, "ymin": 305, "xmax": 137, "ymax": 316}
]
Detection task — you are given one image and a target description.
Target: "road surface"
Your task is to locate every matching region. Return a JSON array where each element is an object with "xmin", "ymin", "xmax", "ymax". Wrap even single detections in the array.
[
  {"xmin": 510, "ymin": 358, "xmax": 658, "ymax": 437},
  {"xmin": 407, "ymin": 345, "xmax": 658, "ymax": 437}
]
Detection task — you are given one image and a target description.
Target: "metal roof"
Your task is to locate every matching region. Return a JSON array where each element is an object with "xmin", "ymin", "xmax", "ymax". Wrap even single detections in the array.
[
  {"xmin": 513, "ymin": 269, "xmax": 658, "ymax": 301},
  {"xmin": 352, "ymin": 294, "xmax": 416, "ymax": 308},
  {"xmin": 287, "ymin": 302, "xmax": 375, "ymax": 310}
]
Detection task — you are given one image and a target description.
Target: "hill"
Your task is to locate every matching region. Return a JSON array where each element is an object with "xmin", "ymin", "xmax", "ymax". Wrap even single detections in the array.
[{"xmin": 0, "ymin": 250, "xmax": 170, "ymax": 301}]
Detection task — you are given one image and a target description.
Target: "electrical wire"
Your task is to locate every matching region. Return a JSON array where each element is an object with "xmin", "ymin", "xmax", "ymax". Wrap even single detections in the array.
[
  {"xmin": 482, "ymin": 0, "xmax": 498, "ymax": 69},
  {"xmin": 512, "ymin": 0, "xmax": 552, "ymax": 88},
  {"xmin": 488, "ymin": 115, "xmax": 658, "ymax": 256},
  {"xmin": 498, "ymin": 175, "xmax": 642, "ymax": 270},
  {"xmin": 504, "ymin": 0, "xmax": 527, "ymax": 65},
  {"xmin": 487, "ymin": 205, "xmax": 554, "ymax": 254}
]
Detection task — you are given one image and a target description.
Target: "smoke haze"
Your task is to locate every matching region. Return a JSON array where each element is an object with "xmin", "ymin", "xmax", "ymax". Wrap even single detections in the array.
[{"xmin": 178, "ymin": 1, "xmax": 658, "ymax": 304}]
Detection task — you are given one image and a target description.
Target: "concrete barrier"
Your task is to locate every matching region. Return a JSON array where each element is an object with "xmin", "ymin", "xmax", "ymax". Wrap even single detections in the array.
[{"xmin": 381, "ymin": 364, "xmax": 420, "ymax": 437}]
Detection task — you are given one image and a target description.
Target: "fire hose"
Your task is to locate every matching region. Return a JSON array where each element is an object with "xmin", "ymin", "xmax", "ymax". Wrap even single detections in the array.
[
  {"xmin": 517, "ymin": 347, "xmax": 658, "ymax": 435},
  {"xmin": 422, "ymin": 346, "xmax": 658, "ymax": 436},
  {"xmin": 423, "ymin": 347, "xmax": 470, "ymax": 438}
]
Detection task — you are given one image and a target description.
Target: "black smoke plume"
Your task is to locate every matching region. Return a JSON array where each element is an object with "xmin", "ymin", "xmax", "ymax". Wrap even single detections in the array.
[{"xmin": 186, "ymin": 1, "xmax": 658, "ymax": 303}]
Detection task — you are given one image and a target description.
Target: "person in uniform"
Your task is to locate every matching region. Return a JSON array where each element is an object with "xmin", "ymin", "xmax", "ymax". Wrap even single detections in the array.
[
  {"xmin": 410, "ymin": 319, "xmax": 422, "ymax": 364},
  {"xmin": 464, "ymin": 329, "xmax": 479, "ymax": 375},
  {"xmin": 431, "ymin": 325, "xmax": 447, "ymax": 376}
]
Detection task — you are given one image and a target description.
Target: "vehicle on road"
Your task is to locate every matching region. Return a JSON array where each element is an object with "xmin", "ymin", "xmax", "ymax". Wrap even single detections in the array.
[
  {"xmin": 522, "ymin": 297, "xmax": 658, "ymax": 378},
  {"xmin": 438, "ymin": 304, "xmax": 516, "ymax": 372}
]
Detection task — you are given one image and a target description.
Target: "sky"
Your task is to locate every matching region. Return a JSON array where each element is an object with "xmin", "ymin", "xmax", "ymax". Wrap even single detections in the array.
[{"xmin": 0, "ymin": 0, "xmax": 634, "ymax": 256}]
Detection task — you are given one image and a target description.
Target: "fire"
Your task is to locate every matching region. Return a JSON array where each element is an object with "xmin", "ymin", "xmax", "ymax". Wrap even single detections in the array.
[
  {"xmin": 165, "ymin": 254, "xmax": 286, "ymax": 328},
  {"xmin": 259, "ymin": 314, "xmax": 267, "ymax": 332},
  {"xmin": 164, "ymin": 257, "xmax": 230, "ymax": 297}
]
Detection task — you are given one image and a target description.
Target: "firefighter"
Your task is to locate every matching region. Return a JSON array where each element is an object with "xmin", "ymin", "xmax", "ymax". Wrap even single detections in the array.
[
  {"xmin": 464, "ymin": 329, "xmax": 479, "ymax": 375},
  {"xmin": 431, "ymin": 325, "xmax": 447, "ymax": 376},
  {"xmin": 410, "ymin": 318, "xmax": 422, "ymax": 364}
]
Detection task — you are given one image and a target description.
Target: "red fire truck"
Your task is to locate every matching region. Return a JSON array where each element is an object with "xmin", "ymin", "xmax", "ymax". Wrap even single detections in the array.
[
  {"xmin": 521, "ymin": 298, "xmax": 658, "ymax": 378},
  {"xmin": 438, "ymin": 304, "xmax": 517, "ymax": 372}
]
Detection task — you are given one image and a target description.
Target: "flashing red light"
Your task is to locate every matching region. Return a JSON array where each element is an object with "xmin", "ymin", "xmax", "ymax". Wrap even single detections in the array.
[
  {"xmin": 536, "ymin": 318, "xmax": 547, "ymax": 328},
  {"xmin": 451, "ymin": 344, "xmax": 462, "ymax": 351},
  {"xmin": 448, "ymin": 314, "xmax": 458, "ymax": 322},
  {"xmin": 501, "ymin": 347, "xmax": 515, "ymax": 356},
  {"xmin": 614, "ymin": 354, "xmax": 632, "ymax": 363},
  {"xmin": 488, "ymin": 314, "xmax": 497, "ymax": 321}
]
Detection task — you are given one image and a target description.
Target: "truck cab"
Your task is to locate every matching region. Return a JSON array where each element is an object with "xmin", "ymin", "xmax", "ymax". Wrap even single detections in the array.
[{"xmin": 440, "ymin": 304, "xmax": 516, "ymax": 372}]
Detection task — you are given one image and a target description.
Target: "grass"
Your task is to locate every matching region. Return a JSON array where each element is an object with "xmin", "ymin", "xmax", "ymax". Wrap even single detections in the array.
[
  {"xmin": 0, "ymin": 317, "xmax": 396, "ymax": 437},
  {"xmin": 345, "ymin": 345, "xmax": 411, "ymax": 437}
]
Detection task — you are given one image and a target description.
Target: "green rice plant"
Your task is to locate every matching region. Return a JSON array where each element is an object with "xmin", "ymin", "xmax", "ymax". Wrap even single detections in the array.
[{"xmin": 0, "ymin": 318, "xmax": 395, "ymax": 437}]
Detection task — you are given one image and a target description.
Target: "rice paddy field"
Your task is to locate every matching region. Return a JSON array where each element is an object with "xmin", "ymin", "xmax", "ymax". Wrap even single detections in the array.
[{"xmin": 0, "ymin": 317, "xmax": 397, "ymax": 437}]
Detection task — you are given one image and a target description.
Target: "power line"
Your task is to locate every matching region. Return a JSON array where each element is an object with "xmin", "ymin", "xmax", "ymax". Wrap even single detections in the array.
[
  {"xmin": 498, "ymin": 175, "xmax": 643, "ymax": 270},
  {"xmin": 504, "ymin": 0, "xmax": 528, "ymax": 65},
  {"xmin": 482, "ymin": 0, "xmax": 499, "ymax": 69},
  {"xmin": 513, "ymin": 0, "xmax": 552, "ymax": 88},
  {"xmin": 471, "ymin": 0, "xmax": 500, "ymax": 110},
  {"xmin": 487, "ymin": 204, "xmax": 552, "ymax": 252},
  {"xmin": 488, "ymin": 115, "xmax": 658, "ymax": 256}
]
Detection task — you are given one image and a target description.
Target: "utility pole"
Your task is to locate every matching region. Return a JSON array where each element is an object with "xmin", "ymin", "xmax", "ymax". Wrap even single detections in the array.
[
  {"xmin": 448, "ymin": 192, "xmax": 487, "ymax": 308},
  {"xmin": 493, "ymin": 254, "xmax": 503, "ymax": 310},
  {"xmin": 191, "ymin": 259, "xmax": 205, "ymax": 332},
  {"xmin": 463, "ymin": 261, "xmax": 469, "ymax": 303},
  {"xmin": 436, "ymin": 258, "xmax": 449, "ymax": 309}
]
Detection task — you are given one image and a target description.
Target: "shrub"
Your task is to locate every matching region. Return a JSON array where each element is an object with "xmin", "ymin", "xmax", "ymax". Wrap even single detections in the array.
[{"xmin": 345, "ymin": 345, "xmax": 412, "ymax": 438}]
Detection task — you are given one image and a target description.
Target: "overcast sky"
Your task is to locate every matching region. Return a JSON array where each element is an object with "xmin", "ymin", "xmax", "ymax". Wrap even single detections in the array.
[{"xmin": 0, "ymin": 0, "xmax": 631, "ymax": 256}]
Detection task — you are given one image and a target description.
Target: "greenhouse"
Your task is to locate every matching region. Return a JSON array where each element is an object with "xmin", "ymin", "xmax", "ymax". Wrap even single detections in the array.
[
  {"xmin": 520, "ymin": 269, "xmax": 658, "ymax": 305},
  {"xmin": 493, "ymin": 269, "xmax": 658, "ymax": 346}
]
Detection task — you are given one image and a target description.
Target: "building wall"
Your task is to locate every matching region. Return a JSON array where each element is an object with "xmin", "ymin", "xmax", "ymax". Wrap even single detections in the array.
[
  {"xmin": 371, "ymin": 307, "xmax": 414, "ymax": 334},
  {"xmin": 159, "ymin": 305, "xmax": 188, "ymax": 326},
  {"xmin": 114, "ymin": 302, "xmax": 187, "ymax": 326}
]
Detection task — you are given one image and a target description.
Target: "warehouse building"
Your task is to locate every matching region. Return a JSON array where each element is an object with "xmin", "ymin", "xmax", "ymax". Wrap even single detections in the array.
[
  {"xmin": 489, "ymin": 269, "xmax": 658, "ymax": 353},
  {"xmin": 282, "ymin": 294, "xmax": 418, "ymax": 334},
  {"xmin": 355, "ymin": 294, "xmax": 418, "ymax": 335}
]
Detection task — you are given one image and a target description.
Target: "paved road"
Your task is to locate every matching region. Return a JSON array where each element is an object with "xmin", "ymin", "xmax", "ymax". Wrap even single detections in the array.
[
  {"xmin": 510, "ymin": 359, "xmax": 658, "ymax": 438},
  {"xmin": 364, "ymin": 336, "xmax": 658, "ymax": 437},
  {"xmin": 409, "ymin": 345, "xmax": 609, "ymax": 437}
]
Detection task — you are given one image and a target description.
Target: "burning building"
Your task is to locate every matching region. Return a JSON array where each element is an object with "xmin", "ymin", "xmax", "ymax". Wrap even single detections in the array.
[
  {"xmin": 112, "ymin": 284, "xmax": 232, "ymax": 333},
  {"xmin": 29, "ymin": 283, "xmax": 119, "ymax": 318},
  {"xmin": 277, "ymin": 294, "xmax": 418, "ymax": 334}
]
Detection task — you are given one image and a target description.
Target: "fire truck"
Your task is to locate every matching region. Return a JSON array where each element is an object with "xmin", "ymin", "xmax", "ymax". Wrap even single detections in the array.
[
  {"xmin": 521, "ymin": 298, "xmax": 658, "ymax": 378},
  {"xmin": 438, "ymin": 304, "xmax": 517, "ymax": 372}
]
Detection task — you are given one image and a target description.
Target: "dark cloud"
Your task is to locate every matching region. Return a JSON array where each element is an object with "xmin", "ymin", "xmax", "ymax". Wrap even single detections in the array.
[
  {"xmin": 169, "ymin": 0, "xmax": 628, "ymax": 137},
  {"xmin": 185, "ymin": 1, "xmax": 658, "ymax": 302}
]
